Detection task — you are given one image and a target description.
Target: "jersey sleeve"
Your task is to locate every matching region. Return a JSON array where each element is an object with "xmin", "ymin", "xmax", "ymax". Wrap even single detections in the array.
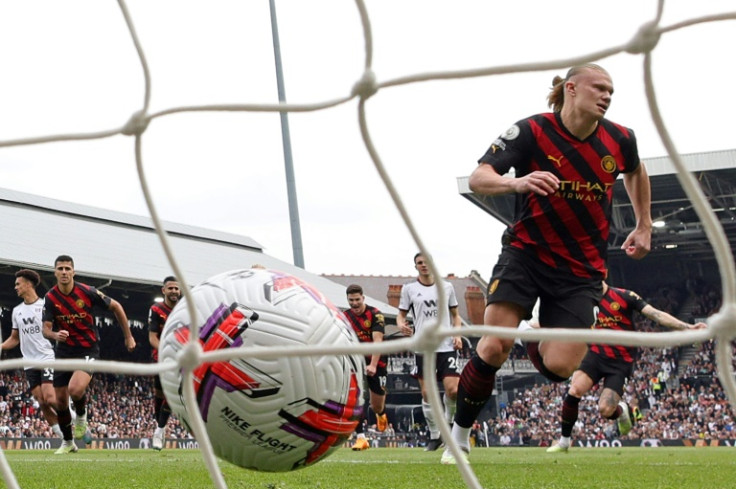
[
  {"xmin": 478, "ymin": 118, "xmax": 534, "ymax": 176},
  {"xmin": 625, "ymin": 289, "xmax": 649, "ymax": 313},
  {"xmin": 447, "ymin": 282, "xmax": 459, "ymax": 309},
  {"xmin": 87, "ymin": 286, "xmax": 113, "ymax": 309},
  {"xmin": 11, "ymin": 307, "xmax": 19, "ymax": 331},
  {"xmin": 148, "ymin": 306, "xmax": 163, "ymax": 334},
  {"xmin": 398, "ymin": 284, "xmax": 410, "ymax": 311},
  {"xmin": 620, "ymin": 127, "xmax": 641, "ymax": 174},
  {"xmin": 41, "ymin": 295, "xmax": 54, "ymax": 323},
  {"xmin": 371, "ymin": 308, "xmax": 386, "ymax": 335}
]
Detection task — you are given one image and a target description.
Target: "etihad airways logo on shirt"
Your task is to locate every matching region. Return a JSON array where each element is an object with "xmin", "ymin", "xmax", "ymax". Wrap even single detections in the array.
[
  {"xmin": 554, "ymin": 180, "xmax": 614, "ymax": 202},
  {"xmin": 597, "ymin": 315, "xmax": 624, "ymax": 328},
  {"xmin": 56, "ymin": 312, "xmax": 89, "ymax": 323}
]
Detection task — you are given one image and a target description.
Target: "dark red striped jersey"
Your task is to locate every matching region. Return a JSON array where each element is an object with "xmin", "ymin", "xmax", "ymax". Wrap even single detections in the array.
[
  {"xmin": 479, "ymin": 112, "xmax": 640, "ymax": 279},
  {"xmin": 343, "ymin": 305, "xmax": 387, "ymax": 368},
  {"xmin": 589, "ymin": 286, "xmax": 648, "ymax": 363},
  {"xmin": 148, "ymin": 301, "xmax": 173, "ymax": 361},
  {"xmin": 42, "ymin": 283, "xmax": 112, "ymax": 350}
]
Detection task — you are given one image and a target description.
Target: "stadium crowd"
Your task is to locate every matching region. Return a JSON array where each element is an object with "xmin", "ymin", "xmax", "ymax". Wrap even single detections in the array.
[
  {"xmin": 0, "ymin": 372, "xmax": 189, "ymax": 441},
  {"xmin": 0, "ymin": 280, "xmax": 733, "ymax": 447}
]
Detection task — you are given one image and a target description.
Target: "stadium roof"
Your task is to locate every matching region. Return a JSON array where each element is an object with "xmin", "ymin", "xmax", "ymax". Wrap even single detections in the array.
[
  {"xmin": 0, "ymin": 188, "xmax": 397, "ymax": 321},
  {"xmin": 457, "ymin": 148, "xmax": 736, "ymax": 289}
]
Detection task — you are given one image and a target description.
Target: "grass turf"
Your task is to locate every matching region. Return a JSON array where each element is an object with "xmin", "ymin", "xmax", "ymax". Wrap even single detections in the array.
[{"xmin": 3, "ymin": 447, "xmax": 736, "ymax": 489}]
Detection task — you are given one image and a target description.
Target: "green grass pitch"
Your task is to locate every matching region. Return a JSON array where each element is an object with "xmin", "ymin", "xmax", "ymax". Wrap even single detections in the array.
[{"xmin": 3, "ymin": 447, "xmax": 736, "ymax": 489}]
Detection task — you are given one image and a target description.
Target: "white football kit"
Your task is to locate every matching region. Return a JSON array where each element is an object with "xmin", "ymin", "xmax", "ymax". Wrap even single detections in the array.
[
  {"xmin": 12, "ymin": 298, "xmax": 55, "ymax": 368},
  {"xmin": 398, "ymin": 279, "xmax": 459, "ymax": 353}
]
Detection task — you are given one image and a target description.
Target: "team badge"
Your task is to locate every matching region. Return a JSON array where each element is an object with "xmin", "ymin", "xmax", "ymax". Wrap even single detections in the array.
[
  {"xmin": 610, "ymin": 301, "xmax": 621, "ymax": 311},
  {"xmin": 601, "ymin": 155, "xmax": 617, "ymax": 173},
  {"xmin": 76, "ymin": 299, "xmax": 85, "ymax": 308}
]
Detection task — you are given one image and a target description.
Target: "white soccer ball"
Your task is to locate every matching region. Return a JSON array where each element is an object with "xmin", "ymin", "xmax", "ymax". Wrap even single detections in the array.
[{"xmin": 158, "ymin": 268, "xmax": 365, "ymax": 472}]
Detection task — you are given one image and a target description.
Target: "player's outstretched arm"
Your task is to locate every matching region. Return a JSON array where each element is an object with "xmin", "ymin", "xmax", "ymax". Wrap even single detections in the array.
[{"xmin": 641, "ymin": 304, "xmax": 707, "ymax": 330}]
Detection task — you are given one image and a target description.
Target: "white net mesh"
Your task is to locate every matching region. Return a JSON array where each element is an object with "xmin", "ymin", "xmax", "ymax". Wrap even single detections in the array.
[{"xmin": 1, "ymin": 1, "xmax": 735, "ymax": 488}]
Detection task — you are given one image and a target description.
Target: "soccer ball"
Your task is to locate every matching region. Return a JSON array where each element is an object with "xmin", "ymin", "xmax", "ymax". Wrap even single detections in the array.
[{"xmin": 158, "ymin": 268, "xmax": 365, "ymax": 472}]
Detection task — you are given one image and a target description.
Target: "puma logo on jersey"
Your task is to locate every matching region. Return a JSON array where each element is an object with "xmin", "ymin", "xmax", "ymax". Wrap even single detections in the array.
[{"xmin": 547, "ymin": 154, "xmax": 564, "ymax": 167}]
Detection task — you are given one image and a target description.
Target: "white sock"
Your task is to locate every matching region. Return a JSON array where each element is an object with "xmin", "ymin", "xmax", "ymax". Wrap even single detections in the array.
[
  {"xmin": 422, "ymin": 401, "xmax": 440, "ymax": 439},
  {"xmin": 558, "ymin": 436, "xmax": 571, "ymax": 447},
  {"xmin": 450, "ymin": 423, "xmax": 471, "ymax": 451},
  {"xmin": 51, "ymin": 424, "xmax": 63, "ymax": 438},
  {"xmin": 357, "ymin": 433, "xmax": 366, "ymax": 440},
  {"xmin": 443, "ymin": 393, "xmax": 456, "ymax": 426}
]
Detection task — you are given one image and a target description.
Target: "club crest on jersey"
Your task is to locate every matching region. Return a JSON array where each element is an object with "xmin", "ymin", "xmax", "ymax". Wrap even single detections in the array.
[
  {"xmin": 610, "ymin": 301, "xmax": 621, "ymax": 311},
  {"xmin": 76, "ymin": 299, "xmax": 85, "ymax": 308},
  {"xmin": 601, "ymin": 155, "xmax": 617, "ymax": 173}
]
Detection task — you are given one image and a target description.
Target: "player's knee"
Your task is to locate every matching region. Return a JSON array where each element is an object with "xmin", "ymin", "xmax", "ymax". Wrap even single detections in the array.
[
  {"xmin": 444, "ymin": 384, "xmax": 458, "ymax": 400},
  {"xmin": 536, "ymin": 359, "xmax": 572, "ymax": 382},
  {"xmin": 541, "ymin": 356, "xmax": 577, "ymax": 380},
  {"xmin": 599, "ymin": 401, "xmax": 617, "ymax": 418},
  {"xmin": 477, "ymin": 337, "xmax": 510, "ymax": 362},
  {"xmin": 69, "ymin": 387, "xmax": 85, "ymax": 400}
]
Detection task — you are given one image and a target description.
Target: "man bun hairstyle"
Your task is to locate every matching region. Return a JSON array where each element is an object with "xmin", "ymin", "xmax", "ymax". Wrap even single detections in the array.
[{"xmin": 547, "ymin": 63, "xmax": 610, "ymax": 112}]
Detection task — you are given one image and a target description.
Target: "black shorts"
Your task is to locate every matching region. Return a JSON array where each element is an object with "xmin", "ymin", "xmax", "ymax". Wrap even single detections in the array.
[
  {"xmin": 365, "ymin": 364, "xmax": 388, "ymax": 396},
  {"xmin": 53, "ymin": 345, "xmax": 99, "ymax": 388},
  {"xmin": 577, "ymin": 350, "xmax": 633, "ymax": 396},
  {"xmin": 412, "ymin": 352, "xmax": 460, "ymax": 381},
  {"xmin": 486, "ymin": 247, "xmax": 602, "ymax": 328},
  {"xmin": 25, "ymin": 368, "xmax": 54, "ymax": 391}
]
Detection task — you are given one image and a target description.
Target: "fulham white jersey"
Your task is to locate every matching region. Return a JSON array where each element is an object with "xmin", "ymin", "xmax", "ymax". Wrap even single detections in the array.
[
  {"xmin": 398, "ymin": 279, "xmax": 458, "ymax": 353},
  {"xmin": 12, "ymin": 298, "xmax": 55, "ymax": 368}
]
